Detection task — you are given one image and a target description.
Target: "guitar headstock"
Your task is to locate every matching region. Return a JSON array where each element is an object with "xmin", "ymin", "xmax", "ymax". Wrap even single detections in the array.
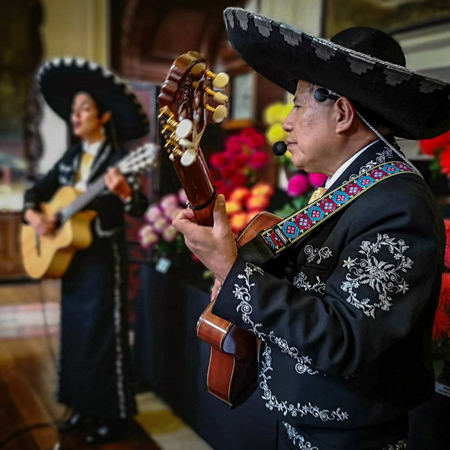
[
  {"xmin": 158, "ymin": 51, "xmax": 229, "ymax": 168},
  {"xmin": 118, "ymin": 143, "xmax": 160, "ymax": 175}
]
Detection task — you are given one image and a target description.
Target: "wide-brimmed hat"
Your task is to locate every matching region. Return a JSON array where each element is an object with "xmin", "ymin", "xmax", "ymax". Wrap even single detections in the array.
[
  {"xmin": 37, "ymin": 58, "xmax": 149, "ymax": 141},
  {"xmin": 224, "ymin": 8, "xmax": 450, "ymax": 140}
]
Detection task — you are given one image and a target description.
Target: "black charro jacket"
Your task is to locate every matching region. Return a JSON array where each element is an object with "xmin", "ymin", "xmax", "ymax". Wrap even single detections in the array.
[{"xmin": 213, "ymin": 139, "xmax": 445, "ymax": 449}]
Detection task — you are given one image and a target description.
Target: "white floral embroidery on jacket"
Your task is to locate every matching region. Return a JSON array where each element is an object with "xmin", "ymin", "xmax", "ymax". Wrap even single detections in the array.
[
  {"xmin": 381, "ymin": 439, "xmax": 407, "ymax": 450},
  {"xmin": 283, "ymin": 422, "xmax": 319, "ymax": 449},
  {"xmin": 340, "ymin": 233, "xmax": 413, "ymax": 318},
  {"xmin": 232, "ymin": 263, "xmax": 349, "ymax": 422},
  {"xmin": 293, "ymin": 272, "xmax": 326, "ymax": 294},
  {"xmin": 304, "ymin": 245, "xmax": 332, "ymax": 264}
]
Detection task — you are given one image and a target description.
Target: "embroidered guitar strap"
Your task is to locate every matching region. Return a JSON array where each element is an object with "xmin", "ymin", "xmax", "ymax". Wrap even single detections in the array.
[{"xmin": 242, "ymin": 161, "xmax": 419, "ymax": 265}]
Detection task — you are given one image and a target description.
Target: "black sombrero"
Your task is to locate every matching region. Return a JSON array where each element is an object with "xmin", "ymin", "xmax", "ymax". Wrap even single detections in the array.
[
  {"xmin": 224, "ymin": 8, "xmax": 450, "ymax": 140},
  {"xmin": 37, "ymin": 58, "xmax": 149, "ymax": 142}
]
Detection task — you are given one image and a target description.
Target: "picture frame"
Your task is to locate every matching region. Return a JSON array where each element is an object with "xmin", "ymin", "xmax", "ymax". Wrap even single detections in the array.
[{"xmin": 322, "ymin": 0, "xmax": 450, "ymax": 38}]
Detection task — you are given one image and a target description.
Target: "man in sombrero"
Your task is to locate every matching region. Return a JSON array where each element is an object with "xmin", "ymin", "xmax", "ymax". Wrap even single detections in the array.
[
  {"xmin": 23, "ymin": 58, "xmax": 149, "ymax": 444},
  {"xmin": 173, "ymin": 7, "xmax": 450, "ymax": 450}
]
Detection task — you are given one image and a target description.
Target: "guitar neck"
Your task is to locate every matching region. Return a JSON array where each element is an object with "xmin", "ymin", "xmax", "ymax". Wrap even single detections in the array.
[
  {"xmin": 60, "ymin": 176, "xmax": 106, "ymax": 222},
  {"xmin": 174, "ymin": 148, "xmax": 216, "ymax": 227}
]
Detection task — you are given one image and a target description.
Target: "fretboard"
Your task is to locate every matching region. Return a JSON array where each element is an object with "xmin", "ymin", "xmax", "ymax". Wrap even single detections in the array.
[{"xmin": 60, "ymin": 177, "xmax": 106, "ymax": 223}]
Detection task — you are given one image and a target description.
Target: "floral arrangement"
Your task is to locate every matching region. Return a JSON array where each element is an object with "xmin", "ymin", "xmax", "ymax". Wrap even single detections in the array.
[
  {"xmin": 225, "ymin": 183, "xmax": 274, "ymax": 235},
  {"xmin": 138, "ymin": 190, "xmax": 187, "ymax": 258},
  {"xmin": 433, "ymin": 219, "xmax": 450, "ymax": 394},
  {"xmin": 419, "ymin": 129, "xmax": 450, "ymax": 177},
  {"xmin": 209, "ymin": 127, "xmax": 269, "ymax": 199}
]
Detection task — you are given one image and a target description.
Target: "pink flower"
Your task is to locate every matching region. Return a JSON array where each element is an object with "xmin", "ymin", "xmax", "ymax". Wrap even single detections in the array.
[
  {"xmin": 178, "ymin": 189, "xmax": 188, "ymax": 205},
  {"xmin": 249, "ymin": 151, "xmax": 269, "ymax": 169},
  {"xmin": 162, "ymin": 225, "xmax": 179, "ymax": 242},
  {"xmin": 160, "ymin": 194, "xmax": 179, "ymax": 211},
  {"xmin": 308, "ymin": 173, "xmax": 327, "ymax": 188},
  {"xmin": 145, "ymin": 205, "xmax": 162, "ymax": 223},
  {"xmin": 167, "ymin": 207, "xmax": 182, "ymax": 221},
  {"xmin": 139, "ymin": 225, "xmax": 159, "ymax": 248},
  {"xmin": 153, "ymin": 217, "xmax": 169, "ymax": 233},
  {"xmin": 287, "ymin": 174, "xmax": 309, "ymax": 197}
]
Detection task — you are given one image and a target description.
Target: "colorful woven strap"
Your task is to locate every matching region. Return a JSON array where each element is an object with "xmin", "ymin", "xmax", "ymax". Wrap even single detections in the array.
[{"xmin": 261, "ymin": 161, "xmax": 417, "ymax": 255}]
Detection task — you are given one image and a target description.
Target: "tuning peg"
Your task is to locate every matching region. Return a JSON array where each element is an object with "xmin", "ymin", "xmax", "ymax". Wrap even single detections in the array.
[
  {"xmin": 205, "ymin": 69, "xmax": 229, "ymax": 89},
  {"xmin": 158, "ymin": 106, "xmax": 179, "ymax": 129},
  {"xmin": 176, "ymin": 119, "xmax": 193, "ymax": 138},
  {"xmin": 191, "ymin": 62, "xmax": 206, "ymax": 76},
  {"xmin": 206, "ymin": 104, "xmax": 228, "ymax": 123},
  {"xmin": 204, "ymin": 86, "xmax": 228, "ymax": 104},
  {"xmin": 180, "ymin": 148, "xmax": 198, "ymax": 167}
]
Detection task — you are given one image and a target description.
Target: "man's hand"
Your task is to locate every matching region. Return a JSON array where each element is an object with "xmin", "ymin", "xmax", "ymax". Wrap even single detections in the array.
[
  {"xmin": 25, "ymin": 210, "xmax": 56, "ymax": 236},
  {"xmin": 173, "ymin": 194, "xmax": 237, "ymax": 283},
  {"xmin": 104, "ymin": 168, "xmax": 132, "ymax": 201}
]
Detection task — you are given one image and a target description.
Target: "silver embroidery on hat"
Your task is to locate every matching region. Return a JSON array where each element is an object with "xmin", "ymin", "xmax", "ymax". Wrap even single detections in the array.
[
  {"xmin": 346, "ymin": 55, "xmax": 375, "ymax": 75},
  {"xmin": 224, "ymin": 9, "xmax": 234, "ymax": 29},
  {"xmin": 383, "ymin": 68, "xmax": 412, "ymax": 86},
  {"xmin": 235, "ymin": 9, "xmax": 249, "ymax": 30},
  {"xmin": 254, "ymin": 16, "xmax": 272, "ymax": 37},
  {"xmin": 311, "ymin": 40, "xmax": 336, "ymax": 61},
  {"xmin": 280, "ymin": 24, "xmax": 302, "ymax": 46},
  {"xmin": 420, "ymin": 78, "xmax": 446, "ymax": 94}
]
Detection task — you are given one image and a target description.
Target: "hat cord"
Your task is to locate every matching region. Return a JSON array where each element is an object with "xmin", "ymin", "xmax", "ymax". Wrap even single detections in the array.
[{"xmin": 354, "ymin": 110, "xmax": 422, "ymax": 178}]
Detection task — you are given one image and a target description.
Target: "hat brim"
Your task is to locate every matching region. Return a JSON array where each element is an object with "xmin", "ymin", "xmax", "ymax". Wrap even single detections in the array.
[
  {"xmin": 224, "ymin": 8, "xmax": 450, "ymax": 140},
  {"xmin": 37, "ymin": 58, "xmax": 149, "ymax": 142}
]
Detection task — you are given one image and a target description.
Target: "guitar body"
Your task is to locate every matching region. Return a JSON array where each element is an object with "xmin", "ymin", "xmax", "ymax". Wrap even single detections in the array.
[
  {"xmin": 21, "ymin": 186, "xmax": 97, "ymax": 279},
  {"xmin": 197, "ymin": 211, "xmax": 281, "ymax": 406}
]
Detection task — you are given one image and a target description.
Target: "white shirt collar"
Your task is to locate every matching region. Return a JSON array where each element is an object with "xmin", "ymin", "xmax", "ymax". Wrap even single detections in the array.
[
  {"xmin": 324, "ymin": 140, "xmax": 379, "ymax": 189},
  {"xmin": 82, "ymin": 140, "xmax": 104, "ymax": 156}
]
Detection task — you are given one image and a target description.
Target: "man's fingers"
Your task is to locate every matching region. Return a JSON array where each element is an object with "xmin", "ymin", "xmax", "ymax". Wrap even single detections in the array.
[
  {"xmin": 172, "ymin": 208, "xmax": 197, "ymax": 234},
  {"xmin": 213, "ymin": 194, "xmax": 230, "ymax": 234}
]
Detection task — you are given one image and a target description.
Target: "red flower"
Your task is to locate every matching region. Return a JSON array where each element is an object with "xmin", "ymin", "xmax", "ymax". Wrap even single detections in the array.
[
  {"xmin": 433, "ymin": 306, "xmax": 450, "ymax": 341},
  {"xmin": 210, "ymin": 153, "xmax": 229, "ymax": 168},
  {"xmin": 439, "ymin": 145, "xmax": 450, "ymax": 175},
  {"xmin": 230, "ymin": 173, "xmax": 248, "ymax": 188},
  {"xmin": 241, "ymin": 128, "xmax": 258, "ymax": 137},
  {"xmin": 420, "ymin": 129, "xmax": 450, "ymax": 156},
  {"xmin": 440, "ymin": 273, "xmax": 450, "ymax": 309},
  {"xmin": 249, "ymin": 151, "xmax": 269, "ymax": 169}
]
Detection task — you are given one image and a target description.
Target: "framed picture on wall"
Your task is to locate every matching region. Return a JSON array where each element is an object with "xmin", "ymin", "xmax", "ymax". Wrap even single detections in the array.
[
  {"xmin": 230, "ymin": 71, "xmax": 256, "ymax": 121},
  {"xmin": 323, "ymin": 0, "xmax": 450, "ymax": 38}
]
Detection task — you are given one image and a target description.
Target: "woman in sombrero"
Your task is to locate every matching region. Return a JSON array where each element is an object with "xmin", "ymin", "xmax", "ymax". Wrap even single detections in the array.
[
  {"xmin": 23, "ymin": 58, "xmax": 149, "ymax": 444},
  {"xmin": 172, "ymin": 7, "xmax": 450, "ymax": 450}
]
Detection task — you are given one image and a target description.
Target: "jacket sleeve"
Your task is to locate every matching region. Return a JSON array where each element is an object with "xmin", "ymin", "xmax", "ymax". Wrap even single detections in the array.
[
  {"xmin": 212, "ymin": 190, "xmax": 444, "ymax": 377},
  {"xmin": 23, "ymin": 154, "xmax": 67, "ymax": 213},
  {"xmin": 122, "ymin": 173, "xmax": 149, "ymax": 217}
]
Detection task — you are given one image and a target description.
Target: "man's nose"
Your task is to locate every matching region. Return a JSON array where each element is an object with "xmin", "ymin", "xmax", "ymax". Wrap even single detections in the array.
[{"xmin": 283, "ymin": 113, "xmax": 293, "ymax": 132}]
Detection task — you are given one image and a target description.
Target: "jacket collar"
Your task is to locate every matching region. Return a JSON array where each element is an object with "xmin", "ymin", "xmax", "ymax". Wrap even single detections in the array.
[{"xmin": 325, "ymin": 139, "xmax": 403, "ymax": 193}]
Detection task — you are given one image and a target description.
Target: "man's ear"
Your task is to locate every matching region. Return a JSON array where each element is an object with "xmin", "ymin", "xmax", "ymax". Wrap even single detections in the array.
[
  {"xmin": 335, "ymin": 97, "xmax": 355, "ymax": 134},
  {"xmin": 100, "ymin": 111, "xmax": 111, "ymax": 125}
]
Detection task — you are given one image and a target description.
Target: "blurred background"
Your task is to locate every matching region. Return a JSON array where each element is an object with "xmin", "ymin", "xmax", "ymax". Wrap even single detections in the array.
[{"xmin": 1, "ymin": 1, "xmax": 450, "ymax": 449}]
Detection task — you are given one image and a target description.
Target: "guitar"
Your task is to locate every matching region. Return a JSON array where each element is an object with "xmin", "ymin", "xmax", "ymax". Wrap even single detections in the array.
[
  {"xmin": 21, "ymin": 143, "xmax": 159, "ymax": 279},
  {"xmin": 158, "ymin": 51, "xmax": 281, "ymax": 406}
]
